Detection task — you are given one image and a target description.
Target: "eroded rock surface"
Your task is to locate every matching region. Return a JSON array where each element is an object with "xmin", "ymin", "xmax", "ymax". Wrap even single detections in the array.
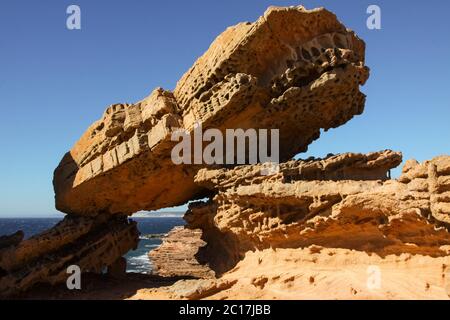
[
  {"xmin": 133, "ymin": 246, "xmax": 450, "ymax": 300},
  {"xmin": 143, "ymin": 154, "xmax": 450, "ymax": 300},
  {"xmin": 0, "ymin": 215, "xmax": 139, "ymax": 297},
  {"xmin": 4, "ymin": 5, "xmax": 449, "ymax": 300},
  {"xmin": 54, "ymin": 5, "xmax": 369, "ymax": 216},
  {"xmin": 149, "ymin": 152, "xmax": 450, "ymax": 277},
  {"xmin": 201, "ymin": 247, "xmax": 450, "ymax": 300},
  {"xmin": 149, "ymin": 227, "xmax": 215, "ymax": 279}
]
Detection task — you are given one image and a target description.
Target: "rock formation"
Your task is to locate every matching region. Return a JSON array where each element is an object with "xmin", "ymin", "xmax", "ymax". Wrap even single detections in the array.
[
  {"xmin": 1, "ymin": 5, "xmax": 449, "ymax": 300},
  {"xmin": 151, "ymin": 150, "xmax": 413, "ymax": 276},
  {"xmin": 53, "ymin": 5, "xmax": 368, "ymax": 216},
  {"xmin": 147, "ymin": 152, "xmax": 450, "ymax": 299},
  {"xmin": 191, "ymin": 151, "xmax": 450, "ymax": 261},
  {"xmin": 0, "ymin": 215, "xmax": 138, "ymax": 297},
  {"xmin": 167, "ymin": 247, "xmax": 450, "ymax": 300},
  {"xmin": 149, "ymin": 227, "xmax": 215, "ymax": 279}
]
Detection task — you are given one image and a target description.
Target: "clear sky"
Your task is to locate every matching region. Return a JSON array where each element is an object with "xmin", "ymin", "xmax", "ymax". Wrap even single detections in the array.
[{"xmin": 0, "ymin": 0, "xmax": 449, "ymax": 217}]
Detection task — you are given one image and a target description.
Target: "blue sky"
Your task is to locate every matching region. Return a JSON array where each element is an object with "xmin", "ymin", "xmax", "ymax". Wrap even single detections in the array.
[{"xmin": 0, "ymin": 0, "xmax": 449, "ymax": 217}]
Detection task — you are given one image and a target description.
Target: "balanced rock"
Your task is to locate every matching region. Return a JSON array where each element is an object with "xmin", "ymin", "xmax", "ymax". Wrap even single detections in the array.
[{"xmin": 54, "ymin": 5, "xmax": 369, "ymax": 216}]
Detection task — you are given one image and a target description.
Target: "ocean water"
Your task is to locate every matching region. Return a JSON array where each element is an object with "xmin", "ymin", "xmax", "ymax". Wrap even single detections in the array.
[{"xmin": 0, "ymin": 217, "xmax": 184, "ymax": 274}]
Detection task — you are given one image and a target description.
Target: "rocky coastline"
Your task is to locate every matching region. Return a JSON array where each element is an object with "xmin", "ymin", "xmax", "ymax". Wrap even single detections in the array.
[{"xmin": 1, "ymin": 5, "xmax": 449, "ymax": 300}]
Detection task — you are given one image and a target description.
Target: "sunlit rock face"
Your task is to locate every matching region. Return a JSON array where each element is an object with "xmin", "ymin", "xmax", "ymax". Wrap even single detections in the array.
[
  {"xmin": 53, "ymin": 6, "xmax": 369, "ymax": 216},
  {"xmin": 192, "ymin": 152, "xmax": 450, "ymax": 258},
  {"xmin": 10, "ymin": 6, "xmax": 440, "ymax": 299},
  {"xmin": 151, "ymin": 152, "xmax": 450, "ymax": 282}
]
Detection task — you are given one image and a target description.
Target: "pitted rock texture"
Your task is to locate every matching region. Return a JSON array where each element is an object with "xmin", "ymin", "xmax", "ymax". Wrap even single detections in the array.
[
  {"xmin": 152, "ymin": 153, "xmax": 450, "ymax": 277},
  {"xmin": 1, "ymin": 5, "xmax": 448, "ymax": 300},
  {"xmin": 0, "ymin": 215, "xmax": 139, "ymax": 297},
  {"xmin": 53, "ymin": 88, "xmax": 192, "ymax": 216},
  {"xmin": 399, "ymin": 156, "xmax": 450, "ymax": 225},
  {"xmin": 54, "ymin": 5, "xmax": 369, "ymax": 216},
  {"xmin": 195, "ymin": 149, "xmax": 402, "ymax": 191}
]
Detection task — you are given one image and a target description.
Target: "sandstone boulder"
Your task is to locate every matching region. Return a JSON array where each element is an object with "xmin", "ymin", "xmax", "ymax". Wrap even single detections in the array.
[{"xmin": 54, "ymin": 5, "xmax": 369, "ymax": 216}]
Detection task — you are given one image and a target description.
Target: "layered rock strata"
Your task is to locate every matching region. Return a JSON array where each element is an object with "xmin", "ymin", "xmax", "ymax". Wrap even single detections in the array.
[
  {"xmin": 2, "ymin": 5, "xmax": 372, "ymax": 298},
  {"xmin": 0, "ymin": 215, "xmax": 138, "ymax": 297},
  {"xmin": 149, "ymin": 227, "xmax": 215, "ymax": 279},
  {"xmin": 54, "ymin": 5, "xmax": 369, "ymax": 216},
  {"xmin": 150, "ymin": 152, "xmax": 450, "ymax": 277},
  {"xmin": 4, "ymin": 5, "xmax": 448, "ymax": 300}
]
